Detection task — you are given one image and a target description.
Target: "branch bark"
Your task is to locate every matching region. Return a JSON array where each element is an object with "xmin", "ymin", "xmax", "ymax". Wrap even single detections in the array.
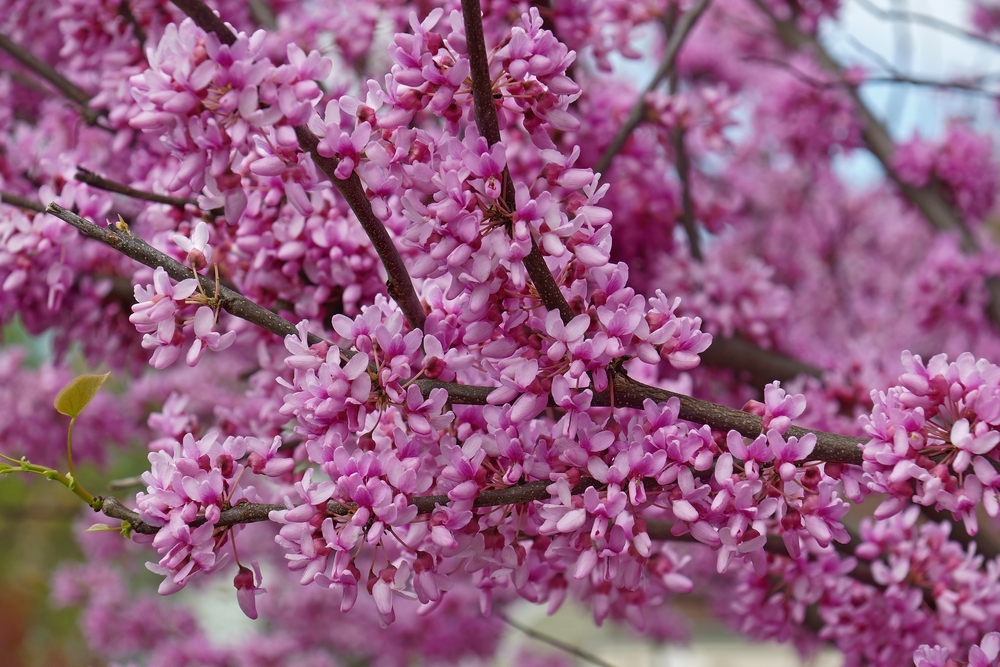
[
  {"xmin": 168, "ymin": 0, "xmax": 427, "ymax": 331},
  {"xmin": 75, "ymin": 168, "xmax": 199, "ymax": 209},
  {"xmin": 45, "ymin": 203, "xmax": 326, "ymax": 347},
  {"xmin": 294, "ymin": 126, "xmax": 427, "ymax": 331},
  {"xmin": 1, "ymin": 191, "xmax": 45, "ymax": 213},
  {"xmin": 0, "ymin": 32, "xmax": 102, "ymax": 125},
  {"xmin": 751, "ymin": 0, "xmax": 1000, "ymax": 326},
  {"xmin": 460, "ymin": 0, "xmax": 577, "ymax": 324}
]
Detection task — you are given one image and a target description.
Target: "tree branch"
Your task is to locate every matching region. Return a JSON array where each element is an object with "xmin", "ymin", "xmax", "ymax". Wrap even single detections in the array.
[
  {"xmin": 501, "ymin": 613, "xmax": 622, "ymax": 667},
  {"xmin": 699, "ymin": 335, "xmax": 824, "ymax": 385},
  {"xmin": 0, "ymin": 32, "xmax": 102, "ymax": 125},
  {"xmin": 1, "ymin": 191, "xmax": 45, "ymax": 213},
  {"xmin": 45, "ymin": 202, "xmax": 863, "ymax": 466},
  {"xmin": 45, "ymin": 203, "xmax": 326, "ymax": 347},
  {"xmin": 117, "ymin": 0, "xmax": 147, "ymax": 51},
  {"xmin": 752, "ymin": 0, "xmax": 1000, "ymax": 328},
  {"xmin": 854, "ymin": 0, "xmax": 1000, "ymax": 50},
  {"xmin": 75, "ymin": 167, "xmax": 199, "ymax": 209},
  {"xmin": 594, "ymin": 0, "xmax": 711, "ymax": 176},
  {"xmin": 164, "ymin": 0, "xmax": 428, "ymax": 331},
  {"xmin": 294, "ymin": 126, "xmax": 427, "ymax": 331},
  {"xmin": 460, "ymin": 0, "xmax": 576, "ymax": 324},
  {"xmin": 169, "ymin": 0, "xmax": 237, "ymax": 45}
]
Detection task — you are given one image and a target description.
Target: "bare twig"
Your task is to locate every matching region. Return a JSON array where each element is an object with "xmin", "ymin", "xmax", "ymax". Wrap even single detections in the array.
[
  {"xmin": 853, "ymin": 0, "xmax": 1000, "ymax": 50},
  {"xmin": 117, "ymin": 0, "xmax": 147, "ymax": 51},
  {"xmin": 248, "ymin": 0, "xmax": 277, "ymax": 31},
  {"xmin": 100, "ymin": 496, "xmax": 286, "ymax": 535},
  {"xmin": 46, "ymin": 202, "xmax": 863, "ymax": 466},
  {"xmin": 1, "ymin": 191, "xmax": 45, "ymax": 213},
  {"xmin": 699, "ymin": 335, "xmax": 824, "ymax": 385},
  {"xmin": 75, "ymin": 168, "xmax": 199, "ymax": 208},
  {"xmin": 745, "ymin": 55, "xmax": 1000, "ymax": 100},
  {"xmin": 169, "ymin": 0, "xmax": 237, "ymax": 45},
  {"xmin": 672, "ymin": 128, "xmax": 702, "ymax": 260},
  {"xmin": 167, "ymin": 0, "xmax": 427, "ymax": 332},
  {"xmin": 752, "ymin": 0, "xmax": 1000, "ymax": 327},
  {"xmin": 502, "ymin": 614, "xmax": 621, "ymax": 667},
  {"xmin": 594, "ymin": 0, "xmax": 712, "ymax": 176},
  {"xmin": 0, "ymin": 32, "xmax": 102, "ymax": 125}
]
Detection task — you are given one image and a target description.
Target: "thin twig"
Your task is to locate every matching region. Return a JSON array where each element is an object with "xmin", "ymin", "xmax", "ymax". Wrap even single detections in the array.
[
  {"xmin": 752, "ymin": 0, "xmax": 1000, "ymax": 327},
  {"xmin": 594, "ymin": 0, "xmax": 712, "ymax": 176},
  {"xmin": 294, "ymin": 126, "xmax": 427, "ymax": 331},
  {"xmin": 672, "ymin": 127, "xmax": 702, "ymax": 261},
  {"xmin": 745, "ymin": 55, "xmax": 1000, "ymax": 100},
  {"xmin": 165, "ymin": 0, "xmax": 428, "ymax": 332},
  {"xmin": 248, "ymin": 0, "xmax": 277, "ymax": 32},
  {"xmin": 698, "ymin": 335, "xmax": 824, "ymax": 384},
  {"xmin": 502, "ymin": 614, "xmax": 621, "ymax": 667},
  {"xmin": 44, "ymin": 203, "xmax": 864, "ymax": 466},
  {"xmin": 853, "ymin": 0, "xmax": 1000, "ymax": 50},
  {"xmin": 76, "ymin": 168, "xmax": 199, "ymax": 208},
  {"xmin": 117, "ymin": 0, "xmax": 147, "ymax": 51},
  {"xmin": 1, "ymin": 191, "xmax": 45, "ymax": 213},
  {"xmin": 45, "ymin": 203, "xmax": 326, "ymax": 347},
  {"xmin": 0, "ymin": 32, "xmax": 102, "ymax": 125}
]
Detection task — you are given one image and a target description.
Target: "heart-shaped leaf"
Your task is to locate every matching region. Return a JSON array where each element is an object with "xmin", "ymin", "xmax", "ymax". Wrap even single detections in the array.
[{"xmin": 54, "ymin": 372, "xmax": 111, "ymax": 418}]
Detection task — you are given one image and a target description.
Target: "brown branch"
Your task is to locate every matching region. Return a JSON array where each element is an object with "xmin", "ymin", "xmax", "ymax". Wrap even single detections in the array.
[
  {"xmin": 0, "ymin": 32, "xmax": 102, "ymax": 125},
  {"xmin": 460, "ymin": 0, "xmax": 576, "ymax": 324},
  {"xmin": 99, "ymin": 496, "xmax": 286, "ymax": 535},
  {"xmin": 594, "ymin": 0, "xmax": 712, "ymax": 176},
  {"xmin": 169, "ymin": 0, "xmax": 237, "ymax": 45},
  {"xmin": 745, "ymin": 55, "xmax": 1000, "ymax": 100},
  {"xmin": 248, "ymin": 0, "xmax": 277, "ymax": 31},
  {"xmin": 45, "ymin": 203, "xmax": 862, "ymax": 466},
  {"xmin": 699, "ymin": 335, "xmax": 824, "ymax": 385},
  {"xmin": 75, "ymin": 168, "xmax": 199, "ymax": 209},
  {"xmin": 45, "ymin": 203, "xmax": 326, "ymax": 347},
  {"xmin": 672, "ymin": 126, "xmax": 702, "ymax": 261},
  {"xmin": 294, "ymin": 126, "xmax": 427, "ymax": 331},
  {"xmin": 1, "ymin": 190, "xmax": 45, "ymax": 213},
  {"xmin": 502, "ymin": 614, "xmax": 622, "ymax": 667},
  {"xmin": 751, "ymin": 0, "xmax": 970, "ymax": 245},
  {"xmin": 168, "ymin": 0, "xmax": 427, "ymax": 331},
  {"xmin": 117, "ymin": 0, "xmax": 147, "ymax": 51},
  {"xmin": 752, "ymin": 0, "xmax": 1000, "ymax": 330}
]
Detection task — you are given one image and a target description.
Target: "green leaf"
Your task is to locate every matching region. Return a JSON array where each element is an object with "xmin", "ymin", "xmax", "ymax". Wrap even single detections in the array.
[{"xmin": 54, "ymin": 372, "xmax": 111, "ymax": 417}]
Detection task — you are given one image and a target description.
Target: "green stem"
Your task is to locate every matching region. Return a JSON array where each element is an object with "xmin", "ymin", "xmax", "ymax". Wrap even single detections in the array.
[
  {"xmin": 67, "ymin": 416, "xmax": 77, "ymax": 480},
  {"xmin": 0, "ymin": 453, "xmax": 97, "ymax": 508}
]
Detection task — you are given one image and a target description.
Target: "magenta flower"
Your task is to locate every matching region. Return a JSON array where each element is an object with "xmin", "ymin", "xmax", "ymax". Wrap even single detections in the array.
[{"xmin": 233, "ymin": 562, "xmax": 265, "ymax": 620}]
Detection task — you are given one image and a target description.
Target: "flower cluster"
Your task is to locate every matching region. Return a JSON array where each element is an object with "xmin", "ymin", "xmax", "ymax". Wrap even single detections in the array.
[
  {"xmin": 862, "ymin": 351, "xmax": 1000, "ymax": 534},
  {"xmin": 129, "ymin": 264, "xmax": 235, "ymax": 369},
  {"xmin": 894, "ymin": 122, "xmax": 999, "ymax": 222},
  {"xmin": 135, "ymin": 429, "xmax": 292, "ymax": 599},
  {"xmin": 129, "ymin": 18, "xmax": 330, "ymax": 222}
]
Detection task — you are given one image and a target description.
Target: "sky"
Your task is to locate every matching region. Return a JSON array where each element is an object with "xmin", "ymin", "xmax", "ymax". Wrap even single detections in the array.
[{"xmin": 824, "ymin": 0, "xmax": 1000, "ymax": 183}]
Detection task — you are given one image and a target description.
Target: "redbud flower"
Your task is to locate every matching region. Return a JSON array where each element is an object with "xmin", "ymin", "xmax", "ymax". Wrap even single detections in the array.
[{"xmin": 233, "ymin": 561, "xmax": 265, "ymax": 620}]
